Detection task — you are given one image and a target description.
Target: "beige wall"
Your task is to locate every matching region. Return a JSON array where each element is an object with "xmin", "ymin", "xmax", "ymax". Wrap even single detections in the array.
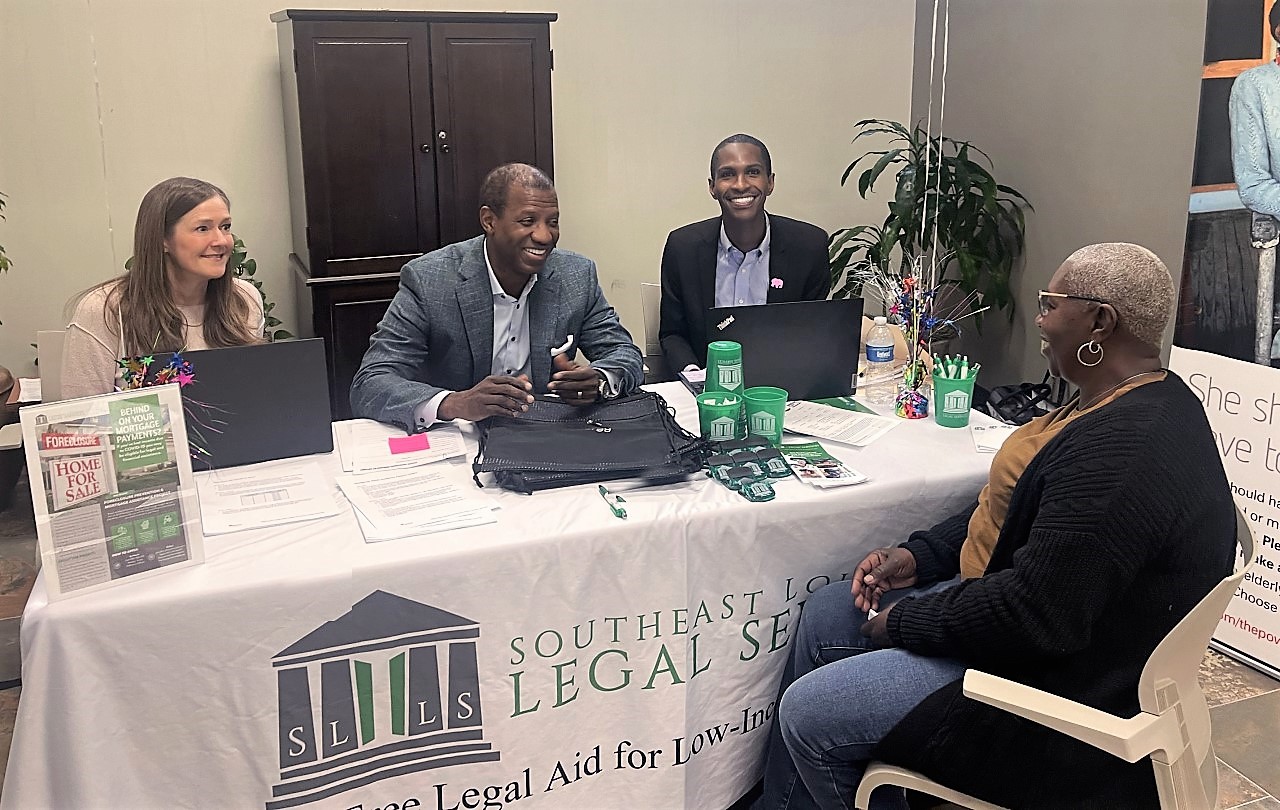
[
  {"xmin": 0, "ymin": 0, "xmax": 916, "ymax": 374},
  {"xmin": 911, "ymin": 0, "xmax": 1208, "ymax": 386}
]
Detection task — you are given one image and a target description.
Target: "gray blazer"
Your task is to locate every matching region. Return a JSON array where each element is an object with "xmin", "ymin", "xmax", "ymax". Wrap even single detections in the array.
[{"xmin": 350, "ymin": 236, "xmax": 643, "ymax": 430}]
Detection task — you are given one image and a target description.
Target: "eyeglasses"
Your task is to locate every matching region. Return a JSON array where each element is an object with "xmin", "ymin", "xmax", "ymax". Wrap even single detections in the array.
[{"xmin": 1037, "ymin": 290, "xmax": 1110, "ymax": 317}]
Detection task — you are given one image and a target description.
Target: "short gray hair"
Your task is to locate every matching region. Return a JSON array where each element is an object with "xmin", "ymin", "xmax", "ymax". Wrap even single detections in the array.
[
  {"xmin": 1060, "ymin": 242, "xmax": 1175, "ymax": 349},
  {"xmin": 478, "ymin": 163, "xmax": 554, "ymax": 215}
]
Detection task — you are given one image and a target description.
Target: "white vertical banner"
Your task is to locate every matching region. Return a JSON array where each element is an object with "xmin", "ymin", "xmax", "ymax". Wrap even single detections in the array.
[{"xmin": 1170, "ymin": 346, "xmax": 1280, "ymax": 678}]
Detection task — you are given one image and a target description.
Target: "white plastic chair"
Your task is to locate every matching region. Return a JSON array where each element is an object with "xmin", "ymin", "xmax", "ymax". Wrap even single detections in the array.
[
  {"xmin": 855, "ymin": 506, "xmax": 1255, "ymax": 810},
  {"xmin": 36, "ymin": 329, "xmax": 66, "ymax": 403},
  {"xmin": 639, "ymin": 281, "xmax": 670, "ymax": 382},
  {"xmin": 0, "ymin": 423, "xmax": 20, "ymax": 451}
]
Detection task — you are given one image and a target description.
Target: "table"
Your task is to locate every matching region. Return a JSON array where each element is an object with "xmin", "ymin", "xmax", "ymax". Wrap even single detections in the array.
[{"xmin": 2, "ymin": 384, "xmax": 995, "ymax": 810}]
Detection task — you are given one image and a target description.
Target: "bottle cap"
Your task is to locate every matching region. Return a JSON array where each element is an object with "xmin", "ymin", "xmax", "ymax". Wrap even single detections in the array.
[{"xmin": 874, "ymin": 316, "xmax": 887, "ymax": 325}]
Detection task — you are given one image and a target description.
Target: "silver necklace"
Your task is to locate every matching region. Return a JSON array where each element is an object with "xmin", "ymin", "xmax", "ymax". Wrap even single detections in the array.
[{"xmin": 1078, "ymin": 369, "xmax": 1163, "ymax": 411}]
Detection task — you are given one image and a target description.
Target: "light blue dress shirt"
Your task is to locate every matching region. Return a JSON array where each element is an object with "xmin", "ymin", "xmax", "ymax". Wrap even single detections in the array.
[
  {"xmin": 1231, "ymin": 62, "xmax": 1280, "ymax": 217},
  {"xmin": 714, "ymin": 215, "xmax": 772, "ymax": 308}
]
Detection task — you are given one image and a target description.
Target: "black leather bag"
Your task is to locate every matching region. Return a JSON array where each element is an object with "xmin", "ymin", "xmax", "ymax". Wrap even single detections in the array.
[
  {"xmin": 983, "ymin": 372, "xmax": 1071, "ymax": 425},
  {"xmin": 472, "ymin": 391, "xmax": 710, "ymax": 493}
]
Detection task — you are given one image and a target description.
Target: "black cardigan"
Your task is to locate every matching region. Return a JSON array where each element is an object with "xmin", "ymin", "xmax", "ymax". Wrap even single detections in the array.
[{"xmin": 876, "ymin": 374, "xmax": 1236, "ymax": 808}]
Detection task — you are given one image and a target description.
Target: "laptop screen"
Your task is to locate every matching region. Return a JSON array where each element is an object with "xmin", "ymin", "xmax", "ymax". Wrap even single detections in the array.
[
  {"xmin": 180, "ymin": 338, "xmax": 333, "ymax": 470},
  {"xmin": 704, "ymin": 298, "xmax": 864, "ymax": 400}
]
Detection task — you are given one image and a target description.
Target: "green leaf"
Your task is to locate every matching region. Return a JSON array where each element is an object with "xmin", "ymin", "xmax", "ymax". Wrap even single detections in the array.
[
  {"xmin": 829, "ymin": 119, "xmax": 1030, "ymax": 329},
  {"xmin": 858, "ymin": 149, "xmax": 903, "ymax": 198}
]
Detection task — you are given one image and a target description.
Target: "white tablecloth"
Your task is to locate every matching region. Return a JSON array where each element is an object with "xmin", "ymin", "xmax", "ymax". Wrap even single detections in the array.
[{"xmin": 2, "ymin": 383, "xmax": 995, "ymax": 810}]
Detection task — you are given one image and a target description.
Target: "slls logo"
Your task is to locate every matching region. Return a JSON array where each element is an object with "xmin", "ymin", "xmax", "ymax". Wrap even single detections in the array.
[{"xmin": 267, "ymin": 591, "xmax": 499, "ymax": 809}]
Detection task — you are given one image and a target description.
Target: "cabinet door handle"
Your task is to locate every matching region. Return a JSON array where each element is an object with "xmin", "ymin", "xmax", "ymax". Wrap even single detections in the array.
[
  {"xmin": 437, "ymin": 130, "xmax": 451, "ymax": 154},
  {"xmin": 419, "ymin": 143, "xmax": 431, "ymax": 153}
]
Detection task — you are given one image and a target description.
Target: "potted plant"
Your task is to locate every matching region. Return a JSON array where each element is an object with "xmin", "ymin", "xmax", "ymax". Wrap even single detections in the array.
[
  {"xmin": 228, "ymin": 238, "xmax": 293, "ymax": 342},
  {"xmin": 828, "ymin": 119, "xmax": 1032, "ymax": 331}
]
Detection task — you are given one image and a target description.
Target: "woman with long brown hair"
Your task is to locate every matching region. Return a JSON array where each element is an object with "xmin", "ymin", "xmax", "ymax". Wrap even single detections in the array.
[{"xmin": 61, "ymin": 177, "xmax": 263, "ymax": 398}]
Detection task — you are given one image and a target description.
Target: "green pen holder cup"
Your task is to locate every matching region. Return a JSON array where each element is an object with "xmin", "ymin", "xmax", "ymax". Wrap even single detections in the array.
[
  {"xmin": 705, "ymin": 340, "xmax": 744, "ymax": 394},
  {"xmin": 932, "ymin": 370, "xmax": 977, "ymax": 428},
  {"xmin": 696, "ymin": 392, "xmax": 744, "ymax": 441},
  {"xmin": 743, "ymin": 386, "xmax": 788, "ymax": 445}
]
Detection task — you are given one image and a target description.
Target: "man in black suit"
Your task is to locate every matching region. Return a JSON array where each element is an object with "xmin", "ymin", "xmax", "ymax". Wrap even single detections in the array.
[{"xmin": 658, "ymin": 134, "xmax": 831, "ymax": 372}]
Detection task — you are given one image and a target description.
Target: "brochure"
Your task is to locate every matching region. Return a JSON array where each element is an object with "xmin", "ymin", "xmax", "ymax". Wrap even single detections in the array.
[
  {"xmin": 970, "ymin": 422, "xmax": 1019, "ymax": 453},
  {"xmin": 781, "ymin": 441, "xmax": 869, "ymax": 488},
  {"xmin": 20, "ymin": 385, "xmax": 204, "ymax": 600},
  {"xmin": 783, "ymin": 399, "xmax": 899, "ymax": 446}
]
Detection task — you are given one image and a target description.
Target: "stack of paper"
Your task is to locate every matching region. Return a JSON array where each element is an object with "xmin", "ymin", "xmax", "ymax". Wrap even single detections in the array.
[
  {"xmin": 336, "ymin": 466, "xmax": 496, "ymax": 542},
  {"xmin": 783, "ymin": 400, "xmax": 899, "ymax": 446},
  {"xmin": 781, "ymin": 441, "xmax": 869, "ymax": 488},
  {"xmin": 196, "ymin": 458, "xmax": 344, "ymax": 535},
  {"xmin": 970, "ymin": 423, "xmax": 1018, "ymax": 453},
  {"xmin": 334, "ymin": 419, "xmax": 466, "ymax": 473},
  {"xmin": 17, "ymin": 378, "xmax": 41, "ymax": 403}
]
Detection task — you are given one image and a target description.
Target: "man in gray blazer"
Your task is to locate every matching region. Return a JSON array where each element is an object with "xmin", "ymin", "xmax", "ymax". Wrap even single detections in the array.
[{"xmin": 351, "ymin": 163, "xmax": 643, "ymax": 431}]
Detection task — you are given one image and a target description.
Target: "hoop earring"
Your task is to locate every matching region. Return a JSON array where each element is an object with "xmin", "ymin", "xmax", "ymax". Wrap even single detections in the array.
[{"xmin": 1076, "ymin": 340, "xmax": 1104, "ymax": 367}]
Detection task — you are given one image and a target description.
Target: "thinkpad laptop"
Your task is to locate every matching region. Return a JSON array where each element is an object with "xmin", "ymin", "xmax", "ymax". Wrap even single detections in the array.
[
  {"xmin": 694, "ymin": 298, "xmax": 865, "ymax": 401},
  {"xmin": 181, "ymin": 338, "xmax": 333, "ymax": 471}
]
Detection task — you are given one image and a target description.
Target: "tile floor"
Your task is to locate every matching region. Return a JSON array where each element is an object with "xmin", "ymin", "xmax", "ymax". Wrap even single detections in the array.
[{"xmin": 0, "ymin": 471, "xmax": 1276, "ymax": 807}]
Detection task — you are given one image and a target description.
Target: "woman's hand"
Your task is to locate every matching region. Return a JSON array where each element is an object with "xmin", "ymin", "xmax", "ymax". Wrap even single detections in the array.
[
  {"xmin": 851, "ymin": 547, "xmax": 918, "ymax": 613},
  {"xmin": 860, "ymin": 601, "xmax": 898, "ymax": 648}
]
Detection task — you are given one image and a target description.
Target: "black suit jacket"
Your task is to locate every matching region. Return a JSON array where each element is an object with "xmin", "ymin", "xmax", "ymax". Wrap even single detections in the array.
[{"xmin": 658, "ymin": 214, "xmax": 831, "ymax": 371}]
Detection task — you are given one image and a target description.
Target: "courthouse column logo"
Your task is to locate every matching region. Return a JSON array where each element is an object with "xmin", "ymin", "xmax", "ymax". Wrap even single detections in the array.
[
  {"xmin": 268, "ymin": 591, "xmax": 499, "ymax": 809},
  {"xmin": 942, "ymin": 389, "xmax": 970, "ymax": 414}
]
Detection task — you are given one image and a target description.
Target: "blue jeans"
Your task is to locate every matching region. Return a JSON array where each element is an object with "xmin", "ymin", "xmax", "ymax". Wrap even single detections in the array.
[{"xmin": 755, "ymin": 579, "xmax": 965, "ymax": 810}]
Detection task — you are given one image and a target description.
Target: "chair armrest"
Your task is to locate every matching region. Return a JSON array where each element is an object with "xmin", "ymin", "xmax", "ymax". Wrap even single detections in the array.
[
  {"xmin": 0, "ymin": 423, "xmax": 22, "ymax": 450},
  {"xmin": 962, "ymin": 670, "xmax": 1175, "ymax": 763}
]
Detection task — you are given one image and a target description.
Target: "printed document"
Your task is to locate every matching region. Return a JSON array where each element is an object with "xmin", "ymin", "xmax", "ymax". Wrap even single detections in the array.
[
  {"xmin": 783, "ymin": 400, "xmax": 899, "ymax": 446},
  {"xmin": 970, "ymin": 423, "xmax": 1018, "ymax": 453},
  {"xmin": 336, "ymin": 466, "xmax": 496, "ymax": 540},
  {"xmin": 334, "ymin": 419, "xmax": 466, "ymax": 473},
  {"xmin": 196, "ymin": 458, "xmax": 343, "ymax": 535}
]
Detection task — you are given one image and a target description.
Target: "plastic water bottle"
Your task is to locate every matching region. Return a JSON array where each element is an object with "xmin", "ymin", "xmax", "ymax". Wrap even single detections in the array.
[{"xmin": 863, "ymin": 316, "xmax": 896, "ymax": 405}]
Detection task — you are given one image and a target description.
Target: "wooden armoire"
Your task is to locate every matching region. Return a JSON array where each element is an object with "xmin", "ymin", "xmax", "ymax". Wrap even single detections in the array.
[{"xmin": 272, "ymin": 9, "xmax": 556, "ymax": 418}]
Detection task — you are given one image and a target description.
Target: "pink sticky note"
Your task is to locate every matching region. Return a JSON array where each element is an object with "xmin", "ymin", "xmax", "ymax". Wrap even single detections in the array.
[{"xmin": 388, "ymin": 433, "xmax": 431, "ymax": 454}]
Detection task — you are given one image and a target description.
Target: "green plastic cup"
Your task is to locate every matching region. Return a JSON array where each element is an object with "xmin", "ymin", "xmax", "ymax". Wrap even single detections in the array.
[
  {"xmin": 705, "ymin": 340, "xmax": 744, "ymax": 394},
  {"xmin": 743, "ymin": 386, "xmax": 788, "ymax": 445},
  {"xmin": 932, "ymin": 370, "xmax": 977, "ymax": 428},
  {"xmin": 696, "ymin": 392, "xmax": 744, "ymax": 441}
]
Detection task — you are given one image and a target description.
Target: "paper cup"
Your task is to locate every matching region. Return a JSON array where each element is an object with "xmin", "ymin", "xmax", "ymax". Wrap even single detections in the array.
[
  {"xmin": 705, "ymin": 340, "xmax": 744, "ymax": 394},
  {"xmin": 932, "ymin": 371, "xmax": 977, "ymax": 428},
  {"xmin": 743, "ymin": 386, "xmax": 788, "ymax": 445},
  {"xmin": 696, "ymin": 392, "xmax": 744, "ymax": 441}
]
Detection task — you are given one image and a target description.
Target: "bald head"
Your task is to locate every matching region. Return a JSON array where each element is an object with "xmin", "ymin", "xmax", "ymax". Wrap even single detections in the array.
[{"xmin": 1059, "ymin": 243, "xmax": 1174, "ymax": 349}]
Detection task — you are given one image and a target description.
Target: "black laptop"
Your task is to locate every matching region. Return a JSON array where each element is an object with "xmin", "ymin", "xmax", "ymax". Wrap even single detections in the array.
[
  {"xmin": 180, "ymin": 338, "xmax": 333, "ymax": 471},
  {"xmin": 698, "ymin": 298, "xmax": 864, "ymax": 401}
]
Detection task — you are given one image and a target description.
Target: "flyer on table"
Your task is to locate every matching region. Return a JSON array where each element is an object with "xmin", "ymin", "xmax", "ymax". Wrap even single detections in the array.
[{"xmin": 19, "ymin": 384, "xmax": 204, "ymax": 600}]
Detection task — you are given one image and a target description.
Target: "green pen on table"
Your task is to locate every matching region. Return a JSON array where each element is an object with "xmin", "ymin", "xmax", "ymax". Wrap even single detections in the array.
[{"xmin": 598, "ymin": 485, "xmax": 627, "ymax": 520}]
